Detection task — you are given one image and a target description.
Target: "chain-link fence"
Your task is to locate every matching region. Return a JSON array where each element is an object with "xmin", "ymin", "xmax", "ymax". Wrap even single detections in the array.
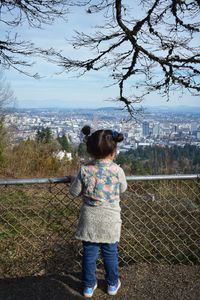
[{"xmin": 0, "ymin": 175, "xmax": 200, "ymax": 278}]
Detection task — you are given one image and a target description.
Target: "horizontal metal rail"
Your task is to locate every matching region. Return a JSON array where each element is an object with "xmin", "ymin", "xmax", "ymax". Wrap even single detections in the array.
[
  {"xmin": 0, "ymin": 174, "xmax": 199, "ymax": 185},
  {"xmin": 0, "ymin": 177, "xmax": 71, "ymax": 185},
  {"xmin": 126, "ymin": 174, "xmax": 200, "ymax": 181}
]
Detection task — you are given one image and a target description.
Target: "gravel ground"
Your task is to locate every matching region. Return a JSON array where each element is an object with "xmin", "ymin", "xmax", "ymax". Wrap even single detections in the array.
[{"xmin": 0, "ymin": 263, "xmax": 200, "ymax": 300}]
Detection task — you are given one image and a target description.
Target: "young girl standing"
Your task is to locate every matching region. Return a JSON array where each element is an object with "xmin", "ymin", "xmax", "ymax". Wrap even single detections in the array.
[{"xmin": 70, "ymin": 126, "xmax": 127, "ymax": 298}]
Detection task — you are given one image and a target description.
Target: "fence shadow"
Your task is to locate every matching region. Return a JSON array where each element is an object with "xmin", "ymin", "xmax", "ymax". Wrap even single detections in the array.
[
  {"xmin": 1, "ymin": 263, "xmax": 200, "ymax": 300},
  {"xmin": 0, "ymin": 272, "xmax": 109, "ymax": 300},
  {"xmin": 43, "ymin": 240, "xmax": 82, "ymax": 274},
  {"xmin": 0, "ymin": 272, "xmax": 84, "ymax": 300}
]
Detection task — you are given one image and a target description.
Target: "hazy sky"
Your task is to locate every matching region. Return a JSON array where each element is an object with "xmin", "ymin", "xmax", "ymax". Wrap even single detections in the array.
[{"xmin": 2, "ymin": 2, "xmax": 200, "ymax": 109}]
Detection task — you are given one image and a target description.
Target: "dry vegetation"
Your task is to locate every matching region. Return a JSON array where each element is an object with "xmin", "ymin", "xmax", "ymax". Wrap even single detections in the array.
[
  {"xmin": 0, "ymin": 179, "xmax": 199, "ymax": 278},
  {"xmin": 0, "ymin": 128, "xmax": 80, "ymax": 178}
]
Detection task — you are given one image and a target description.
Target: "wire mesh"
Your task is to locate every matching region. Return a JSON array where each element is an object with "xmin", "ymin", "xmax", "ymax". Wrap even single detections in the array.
[{"xmin": 0, "ymin": 176, "xmax": 200, "ymax": 278}]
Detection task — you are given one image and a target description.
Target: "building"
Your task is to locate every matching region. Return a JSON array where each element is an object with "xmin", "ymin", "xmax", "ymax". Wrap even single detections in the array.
[
  {"xmin": 152, "ymin": 123, "xmax": 160, "ymax": 136},
  {"xmin": 142, "ymin": 121, "xmax": 150, "ymax": 136},
  {"xmin": 197, "ymin": 131, "xmax": 200, "ymax": 140},
  {"xmin": 191, "ymin": 122, "xmax": 198, "ymax": 133},
  {"xmin": 54, "ymin": 151, "xmax": 72, "ymax": 161}
]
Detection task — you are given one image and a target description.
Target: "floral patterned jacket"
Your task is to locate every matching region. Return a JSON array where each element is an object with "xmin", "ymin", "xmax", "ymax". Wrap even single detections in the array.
[{"xmin": 70, "ymin": 159, "xmax": 127, "ymax": 206}]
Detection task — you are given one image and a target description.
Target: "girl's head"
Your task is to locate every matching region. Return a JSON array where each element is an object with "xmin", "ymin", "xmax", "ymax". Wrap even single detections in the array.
[{"xmin": 81, "ymin": 125, "xmax": 124, "ymax": 159}]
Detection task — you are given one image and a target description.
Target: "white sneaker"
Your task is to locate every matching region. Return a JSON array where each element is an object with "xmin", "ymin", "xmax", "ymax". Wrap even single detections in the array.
[
  {"xmin": 108, "ymin": 279, "xmax": 121, "ymax": 296},
  {"xmin": 83, "ymin": 282, "xmax": 97, "ymax": 298}
]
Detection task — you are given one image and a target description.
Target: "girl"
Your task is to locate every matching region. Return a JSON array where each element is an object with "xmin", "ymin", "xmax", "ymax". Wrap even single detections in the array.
[{"xmin": 69, "ymin": 126, "xmax": 127, "ymax": 298}]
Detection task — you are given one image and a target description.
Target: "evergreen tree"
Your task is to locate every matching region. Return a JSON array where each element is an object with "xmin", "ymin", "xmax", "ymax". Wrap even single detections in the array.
[
  {"xmin": 57, "ymin": 134, "xmax": 72, "ymax": 152},
  {"xmin": 0, "ymin": 120, "xmax": 6, "ymax": 165},
  {"xmin": 115, "ymin": 153, "xmax": 131, "ymax": 166},
  {"xmin": 78, "ymin": 142, "xmax": 88, "ymax": 159},
  {"xmin": 131, "ymin": 160, "xmax": 144, "ymax": 175},
  {"xmin": 36, "ymin": 127, "xmax": 52, "ymax": 144},
  {"xmin": 117, "ymin": 144, "xmax": 200, "ymax": 175}
]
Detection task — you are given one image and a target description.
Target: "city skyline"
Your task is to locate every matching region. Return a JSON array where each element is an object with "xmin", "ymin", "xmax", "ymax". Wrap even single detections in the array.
[{"xmin": 5, "ymin": 107, "xmax": 200, "ymax": 145}]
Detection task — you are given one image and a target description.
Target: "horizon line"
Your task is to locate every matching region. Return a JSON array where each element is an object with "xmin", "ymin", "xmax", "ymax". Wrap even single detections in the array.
[{"xmin": 10, "ymin": 104, "xmax": 200, "ymax": 110}]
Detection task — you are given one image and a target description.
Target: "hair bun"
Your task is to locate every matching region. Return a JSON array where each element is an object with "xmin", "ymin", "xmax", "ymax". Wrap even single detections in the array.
[
  {"xmin": 116, "ymin": 132, "xmax": 124, "ymax": 143},
  {"xmin": 82, "ymin": 125, "xmax": 91, "ymax": 136},
  {"xmin": 112, "ymin": 131, "xmax": 124, "ymax": 143}
]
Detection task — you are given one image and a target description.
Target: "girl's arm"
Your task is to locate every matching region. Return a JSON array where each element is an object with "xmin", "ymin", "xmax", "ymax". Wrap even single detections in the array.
[
  {"xmin": 69, "ymin": 171, "xmax": 83, "ymax": 197},
  {"xmin": 118, "ymin": 167, "xmax": 127, "ymax": 193}
]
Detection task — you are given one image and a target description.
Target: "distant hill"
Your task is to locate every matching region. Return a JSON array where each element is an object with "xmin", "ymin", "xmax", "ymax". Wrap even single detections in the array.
[
  {"xmin": 144, "ymin": 106, "xmax": 200, "ymax": 113},
  {"xmin": 7, "ymin": 105, "xmax": 200, "ymax": 114}
]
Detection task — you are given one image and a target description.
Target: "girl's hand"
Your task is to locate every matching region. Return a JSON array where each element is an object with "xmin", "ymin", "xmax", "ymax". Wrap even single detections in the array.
[{"xmin": 68, "ymin": 175, "xmax": 76, "ymax": 183}]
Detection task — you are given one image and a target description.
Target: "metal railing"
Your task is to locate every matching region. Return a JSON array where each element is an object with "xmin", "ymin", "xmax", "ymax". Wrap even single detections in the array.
[{"xmin": 0, "ymin": 175, "xmax": 200, "ymax": 278}]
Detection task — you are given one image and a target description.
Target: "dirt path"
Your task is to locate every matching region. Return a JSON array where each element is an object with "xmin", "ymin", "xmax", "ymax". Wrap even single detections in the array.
[{"xmin": 0, "ymin": 263, "xmax": 200, "ymax": 300}]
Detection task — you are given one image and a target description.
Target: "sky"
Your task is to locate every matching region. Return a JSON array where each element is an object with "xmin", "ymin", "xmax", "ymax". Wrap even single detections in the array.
[{"xmin": 2, "ymin": 2, "xmax": 200, "ymax": 109}]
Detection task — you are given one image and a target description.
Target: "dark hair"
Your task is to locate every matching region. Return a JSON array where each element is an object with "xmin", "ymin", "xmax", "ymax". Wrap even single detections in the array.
[{"xmin": 81, "ymin": 126, "xmax": 124, "ymax": 159}]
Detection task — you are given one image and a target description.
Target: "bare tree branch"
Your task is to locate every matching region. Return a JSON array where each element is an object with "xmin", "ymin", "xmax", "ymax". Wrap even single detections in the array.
[
  {"xmin": 1, "ymin": 0, "xmax": 199, "ymax": 114},
  {"xmin": 0, "ymin": 69, "xmax": 16, "ymax": 116},
  {"xmin": 0, "ymin": 0, "xmax": 69, "ymax": 76},
  {"xmin": 58, "ymin": 0, "xmax": 200, "ymax": 113}
]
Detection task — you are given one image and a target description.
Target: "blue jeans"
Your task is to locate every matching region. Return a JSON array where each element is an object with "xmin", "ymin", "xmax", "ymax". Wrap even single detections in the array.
[{"xmin": 82, "ymin": 241, "xmax": 119, "ymax": 288}]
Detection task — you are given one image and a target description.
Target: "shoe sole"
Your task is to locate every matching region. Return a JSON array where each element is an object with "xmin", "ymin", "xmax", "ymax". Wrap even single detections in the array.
[{"xmin": 108, "ymin": 280, "xmax": 121, "ymax": 296}]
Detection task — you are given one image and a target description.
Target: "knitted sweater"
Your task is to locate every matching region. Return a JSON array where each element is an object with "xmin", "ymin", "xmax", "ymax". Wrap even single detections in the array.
[{"xmin": 69, "ymin": 159, "xmax": 127, "ymax": 243}]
